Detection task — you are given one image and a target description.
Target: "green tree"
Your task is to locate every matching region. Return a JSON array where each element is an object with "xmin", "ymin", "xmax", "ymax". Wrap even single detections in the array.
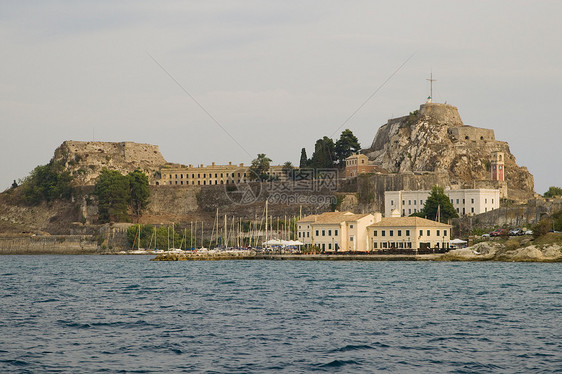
[
  {"xmin": 544, "ymin": 186, "xmax": 562, "ymax": 198},
  {"xmin": 282, "ymin": 161, "xmax": 295, "ymax": 180},
  {"xmin": 335, "ymin": 129, "xmax": 361, "ymax": 166},
  {"xmin": 532, "ymin": 217, "xmax": 552, "ymax": 238},
  {"xmin": 248, "ymin": 153, "xmax": 272, "ymax": 181},
  {"xmin": 128, "ymin": 168, "xmax": 150, "ymax": 221},
  {"xmin": 127, "ymin": 224, "xmax": 189, "ymax": 250},
  {"xmin": 94, "ymin": 168, "xmax": 131, "ymax": 223},
  {"xmin": 310, "ymin": 136, "xmax": 335, "ymax": 169},
  {"xmin": 299, "ymin": 148, "xmax": 309, "ymax": 168},
  {"xmin": 413, "ymin": 186, "xmax": 459, "ymax": 223},
  {"xmin": 21, "ymin": 161, "xmax": 73, "ymax": 205}
]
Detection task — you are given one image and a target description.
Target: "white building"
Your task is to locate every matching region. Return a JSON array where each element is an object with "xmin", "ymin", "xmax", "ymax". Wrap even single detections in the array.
[
  {"xmin": 367, "ymin": 217, "xmax": 452, "ymax": 251},
  {"xmin": 297, "ymin": 212, "xmax": 381, "ymax": 252},
  {"xmin": 385, "ymin": 189, "xmax": 500, "ymax": 217}
]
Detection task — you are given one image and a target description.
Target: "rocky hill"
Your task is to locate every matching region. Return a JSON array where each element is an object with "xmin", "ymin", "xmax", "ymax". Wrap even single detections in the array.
[
  {"xmin": 364, "ymin": 102, "xmax": 535, "ymax": 201},
  {"xmin": 53, "ymin": 141, "xmax": 167, "ymax": 185}
]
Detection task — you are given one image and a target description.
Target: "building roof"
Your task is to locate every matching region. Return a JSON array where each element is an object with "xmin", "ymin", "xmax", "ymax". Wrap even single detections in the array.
[
  {"xmin": 298, "ymin": 215, "xmax": 318, "ymax": 223},
  {"xmin": 367, "ymin": 216, "xmax": 451, "ymax": 228},
  {"xmin": 298, "ymin": 211, "xmax": 371, "ymax": 225}
]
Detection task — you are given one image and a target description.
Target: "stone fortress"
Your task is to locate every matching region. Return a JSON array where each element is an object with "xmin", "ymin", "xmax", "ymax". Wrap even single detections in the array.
[
  {"xmin": 53, "ymin": 141, "xmax": 166, "ymax": 185},
  {"xmin": 362, "ymin": 102, "xmax": 535, "ymax": 203}
]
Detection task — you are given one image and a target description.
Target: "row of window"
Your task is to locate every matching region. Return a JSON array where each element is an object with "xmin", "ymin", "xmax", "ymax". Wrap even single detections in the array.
[
  {"xmin": 314, "ymin": 229, "xmax": 339, "ymax": 237},
  {"xmin": 373, "ymin": 229, "xmax": 447, "ymax": 237},
  {"xmin": 372, "ymin": 242, "xmax": 451, "ymax": 249},
  {"xmin": 320, "ymin": 243, "xmax": 340, "ymax": 250},
  {"xmin": 393, "ymin": 197, "xmax": 494, "ymax": 206},
  {"xmin": 167, "ymin": 172, "xmax": 247, "ymax": 179},
  {"xmin": 168, "ymin": 179, "xmax": 245, "ymax": 185}
]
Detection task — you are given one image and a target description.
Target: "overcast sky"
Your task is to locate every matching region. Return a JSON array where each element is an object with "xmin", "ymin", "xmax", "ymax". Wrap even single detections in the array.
[{"xmin": 1, "ymin": 1, "xmax": 561, "ymax": 194}]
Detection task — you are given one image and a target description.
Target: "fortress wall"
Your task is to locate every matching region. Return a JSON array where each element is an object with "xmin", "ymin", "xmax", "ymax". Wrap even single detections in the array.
[
  {"xmin": 121, "ymin": 142, "xmax": 166, "ymax": 165},
  {"xmin": 0, "ymin": 235, "xmax": 100, "ymax": 254},
  {"xmin": 419, "ymin": 103, "xmax": 463, "ymax": 126},
  {"xmin": 449, "ymin": 127, "xmax": 495, "ymax": 142},
  {"xmin": 355, "ymin": 172, "xmax": 451, "ymax": 213}
]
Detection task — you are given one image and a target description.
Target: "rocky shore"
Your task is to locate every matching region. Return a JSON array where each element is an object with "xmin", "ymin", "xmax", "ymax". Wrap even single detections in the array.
[{"xmin": 150, "ymin": 244, "xmax": 562, "ymax": 262}]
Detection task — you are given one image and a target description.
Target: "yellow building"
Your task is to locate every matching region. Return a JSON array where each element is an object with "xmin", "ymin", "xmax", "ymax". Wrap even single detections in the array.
[
  {"xmin": 158, "ymin": 162, "xmax": 294, "ymax": 186},
  {"xmin": 297, "ymin": 211, "xmax": 380, "ymax": 252},
  {"xmin": 367, "ymin": 216, "xmax": 451, "ymax": 251}
]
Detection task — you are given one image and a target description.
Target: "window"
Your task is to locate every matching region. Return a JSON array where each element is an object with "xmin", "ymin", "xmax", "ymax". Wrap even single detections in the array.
[
  {"xmin": 492, "ymin": 199, "xmax": 494, "ymax": 204},
  {"xmin": 391, "ymin": 200, "xmax": 394, "ymax": 206},
  {"xmin": 322, "ymin": 244, "xmax": 325, "ymax": 250},
  {"xmin": 402, "ymin": 200, "xmax": 405, "ymax": 205},
  {"xmin": 406, "ymin": 230, "xmax": 410, "ymax": 236},
  {"xmin": 463, "ymin": 199, "xmax": 465, "ymax": 204},
  {"xmin": 451, "ymin": 199, "xmax": 453, "ymax": 203},
  {"xmin": 456, "ymin": 208, "xmax": 459, "ymax": 213},
  {"xmin": 426, "ymin": 230, "xmax": 430, "ymax": 236},
  {"xmin": 328, "ymin": 230, "xmax": 331, "ymax": 236},
  {"xmin": 398, "ymin": 230, "xmax": 402, "ymax": 236},
  {"xmin": 456, "ymin": 199, "xmax": 459, "ymax": 204},
  {"xmin": 485, "ymin": 198, "xmax": 488, "ymax": 203},
  {"xmin": 373, "ymin": 230, "xmax": 377, "ymax": 236},
  {"xmin": 419, "ymin": 230, "xmax": 423, "ymax": 236},
  {"xmin": 298, "ymin": 232, "xmax": 301, "ymax": 238},
  {"xmin": 315, "ymin": 230, "xmax": 319, "ymax": 236},
  {"xmin": 350, "ymin": 224, "xmax": 354, "ymax": 229},
  {"xmin": 390, "ymin": 230, "xmax": 394, "ymax": 237},
  {"xmin": 437, "ymin": 230, "xmax": 440, "ymax": 236},
  {"xmin": 373, "ymin": 242, "xmax": 378, "ymax": 249},
  {"xmin": 402, "ymin": 209, "xmax": 405, "ymax": 216},
  {"xmin": 322, "ymin": 230, "xmax": 325, "ymax": 236},
  {"xmin": 471, "ymin": 198, "xmax": 474, "ymax": 204},
  {"xmin": 414, "ymin": 209, "xmax": 417, "ymax": 213},
  {"xmin": 463, "ymin": 208, "xmax": 465, "ymax": 215},
  {"xmin": 409, "ymin": 200, "xmax": 411, "ymax": 205},
  {"xmin": 408, "ymin": 209, "xmax": 411, "ymax": 214},
  {"xmin": 382, "ymin": 230, "xmax": 386, "ymax": 237},
  {"xmin": 420, "ymin": 200, "xmax": 423, "ymax": 205},
  {"xmin": 328, "ymin": 243, "xmax": 331, "ymax": 250},
  {"xmin": 350, "ymin": 236, "xmax": 353, "ymax": 241},
  {"xmin": 307, "ymin": 232, "xmax": 309, "ymax": 238},
  {"xmin": 444, "ymin": 230, "xmax": 447, "ymax": 236},
  {"xmin": 335, "ymin": 229, "xmax": 338, "ymax": 236}
]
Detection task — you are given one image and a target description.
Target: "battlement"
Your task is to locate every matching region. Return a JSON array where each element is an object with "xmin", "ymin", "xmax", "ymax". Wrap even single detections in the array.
[
  {"xmin": 448, "ymin": 126, "xmax": 495, "ymax": 142},
  {"xmin": 419, "ymin": 103, "xmax": 463, "ymax": 126}
]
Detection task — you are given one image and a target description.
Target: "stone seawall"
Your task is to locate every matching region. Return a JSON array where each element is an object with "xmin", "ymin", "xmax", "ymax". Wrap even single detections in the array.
[{"xmin": 0, "ymin": 235, "xmax": 100, "ymax": 254}]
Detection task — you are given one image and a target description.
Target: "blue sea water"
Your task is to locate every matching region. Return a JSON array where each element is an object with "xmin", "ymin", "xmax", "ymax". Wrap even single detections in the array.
[{"xmin": 0, "ymin": 256, "xmax": 560, "ymax": 373}]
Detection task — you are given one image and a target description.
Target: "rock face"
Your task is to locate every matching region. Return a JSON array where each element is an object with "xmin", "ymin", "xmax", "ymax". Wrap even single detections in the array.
[
  {"xmin": 53, "ymin": 141, "xmax": 167, "ymax": 185},
  {"xmin": 365, "ymin": 103, "xmax": 535, "ymax": 200}
]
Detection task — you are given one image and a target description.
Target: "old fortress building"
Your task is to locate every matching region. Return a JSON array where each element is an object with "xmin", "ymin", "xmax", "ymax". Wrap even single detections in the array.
[{"xmin": 158, "ymin": 163, "xmax": 290, "ymax": 186}]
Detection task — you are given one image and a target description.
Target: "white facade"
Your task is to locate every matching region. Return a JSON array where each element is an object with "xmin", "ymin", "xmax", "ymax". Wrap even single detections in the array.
[
  {"xmin": 385, "ymin": 189, "xmax": 500, "ymax": 217},
  {"xmin": 297, "ymin": 212, "xmax": 381, "ymax": 252}
]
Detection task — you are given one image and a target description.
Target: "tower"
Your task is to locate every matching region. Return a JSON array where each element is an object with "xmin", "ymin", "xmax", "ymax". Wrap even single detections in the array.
[{"xmin": 491, "ymin": 151, "xmax": 505, "ymax": 181}]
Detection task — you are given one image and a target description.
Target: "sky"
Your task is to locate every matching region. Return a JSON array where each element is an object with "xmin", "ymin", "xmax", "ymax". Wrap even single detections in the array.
[{"xmin": 1, "ymin": 1, "xmax": 561, "ymax": 194}]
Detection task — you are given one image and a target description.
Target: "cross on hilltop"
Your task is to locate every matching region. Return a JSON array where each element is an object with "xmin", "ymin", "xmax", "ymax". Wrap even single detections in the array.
[{"xmin": 426, "ymin": 72, "xmax": 436, "ymax": 102}]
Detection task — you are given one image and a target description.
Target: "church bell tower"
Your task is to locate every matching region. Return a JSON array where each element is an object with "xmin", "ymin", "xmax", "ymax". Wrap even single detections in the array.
[{"xmin": 491, "ymin": 151, "xmax": 505, "ymax": 181}]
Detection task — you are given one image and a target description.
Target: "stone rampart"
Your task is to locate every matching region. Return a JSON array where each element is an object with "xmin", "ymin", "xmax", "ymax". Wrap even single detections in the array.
[
  {"xmin": 449, "ymin": 126, "xmax": 495, "ymax": 142},
  {"xmin": 419, "ymin": 103, "xmax": 463, "ymax": 126},
  {"xmin": 54, "ymin": 141, "xmax": 167, "ymax": 185},
  {"xmin": 0, "ymin": 235, "xmax": 100, "ymax": 254}
]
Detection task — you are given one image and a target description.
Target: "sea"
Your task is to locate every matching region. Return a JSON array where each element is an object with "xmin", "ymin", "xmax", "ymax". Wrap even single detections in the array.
[{"xmin": 0, "ymin": 256, "xmax": 560, "ymax": 373}]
